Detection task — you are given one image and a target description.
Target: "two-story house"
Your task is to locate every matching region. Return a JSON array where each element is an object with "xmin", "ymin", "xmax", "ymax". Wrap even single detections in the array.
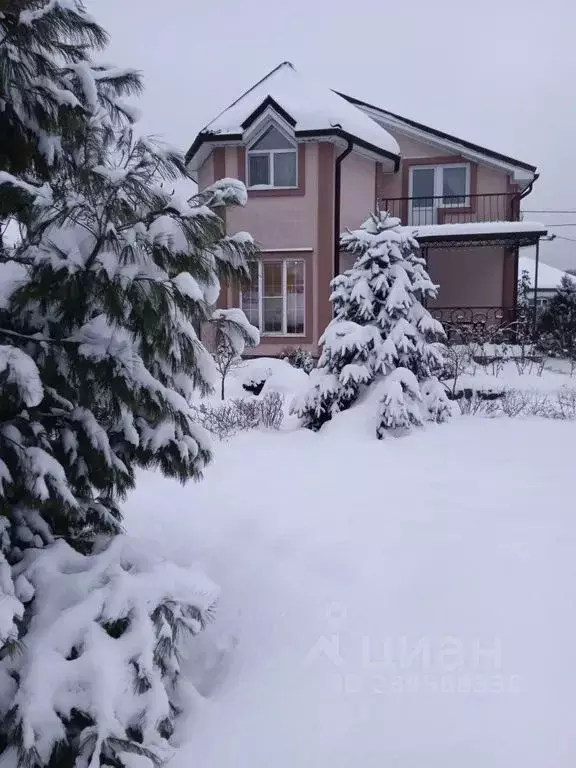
[{"xmin": 186, "ymin": 62, "xmax": 547, "ymax": 356}]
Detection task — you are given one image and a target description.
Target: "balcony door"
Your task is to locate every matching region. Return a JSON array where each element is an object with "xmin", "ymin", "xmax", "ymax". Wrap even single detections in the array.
[{"xmin": 408, "ymin": 164, "xmax": 469, "ymax": 225}]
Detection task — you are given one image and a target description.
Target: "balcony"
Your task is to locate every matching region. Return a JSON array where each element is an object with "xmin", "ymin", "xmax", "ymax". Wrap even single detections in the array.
[{"xmin": 380, "ymin": 192, "xmax": 521, "ymax": 227}]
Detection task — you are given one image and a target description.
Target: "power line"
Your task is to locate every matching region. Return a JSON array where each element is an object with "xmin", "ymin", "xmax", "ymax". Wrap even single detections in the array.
[
  {"xmin": 551, "ymin": 235, "xmax": 576, "ymax": 243},
  {"xmin": 523, "ymin": 209, "xmax": 576, "ymax": 214}
]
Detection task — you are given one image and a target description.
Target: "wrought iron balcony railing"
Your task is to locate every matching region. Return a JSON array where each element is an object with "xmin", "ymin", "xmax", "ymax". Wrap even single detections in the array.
[{"xmin": 380, "ymin": 193, "xmax": 522, "ymax": 227}]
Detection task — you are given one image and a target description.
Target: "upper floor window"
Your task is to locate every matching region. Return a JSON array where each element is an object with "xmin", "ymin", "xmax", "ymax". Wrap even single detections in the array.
[
  {"xmin": 410, "ymin": 164, "xmax": 470, "ymax": 208},
  {"xmin": 247, "ymin": 125, "xmax": 297, "ymax": 189},
  {"xmin": 408, "ymin": 163, "xmax": 470, "ymax": 225}
]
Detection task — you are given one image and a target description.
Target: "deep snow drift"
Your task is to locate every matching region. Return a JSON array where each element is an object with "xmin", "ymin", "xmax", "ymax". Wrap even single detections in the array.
[{"xmin": 124, "ymin": 413, "xmax": 576, "ymax": 767}]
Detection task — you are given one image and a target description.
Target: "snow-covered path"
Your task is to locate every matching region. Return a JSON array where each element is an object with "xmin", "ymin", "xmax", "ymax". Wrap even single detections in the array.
[{"xmin": 125, "ymin": 416, "xmax": 576, "ymax": 767}]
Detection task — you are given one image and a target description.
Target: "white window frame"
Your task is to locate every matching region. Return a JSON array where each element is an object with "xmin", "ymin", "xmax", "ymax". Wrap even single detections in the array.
[
  {"xmin": 246, "ymin": 123, "xmax": 298, "ymax": 190},
  {"xmin": 409, "ymin": 163, "xmax": 471, "ymax": 208},
  {"xmin": 241, "ymin": 259, "xmax": 305, "ymax": 336}
]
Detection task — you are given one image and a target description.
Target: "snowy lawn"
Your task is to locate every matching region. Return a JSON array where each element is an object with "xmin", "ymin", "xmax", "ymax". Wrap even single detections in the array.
[{"xmin": 125, "ymin": 414, "xmax": 576, "ymax": 767}]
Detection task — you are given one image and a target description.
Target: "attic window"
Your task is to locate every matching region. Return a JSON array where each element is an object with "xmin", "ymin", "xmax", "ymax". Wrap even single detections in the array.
[{"xmin": 247, "ymin": 125, "xmax": 297, "ymax": 188}]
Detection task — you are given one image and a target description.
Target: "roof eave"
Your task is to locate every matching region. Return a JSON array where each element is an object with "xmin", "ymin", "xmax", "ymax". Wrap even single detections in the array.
[
  {"xmin": 186, "ymin": 126, "xmax": 401, "ymax": 173},
  {"xmin": 296, "ymin": 128, "xmax": 400, "ymax": 171},
  {"xmin": 185, "ymin": 131, "xmax": 244, "ymax": 168},
  {"xmin": 416, "ymin": 230, "xmax": 548, "ymax": 248},
  {"xmin": 336, "ymin": 91, "xmax": 538, "ymax": 176}
]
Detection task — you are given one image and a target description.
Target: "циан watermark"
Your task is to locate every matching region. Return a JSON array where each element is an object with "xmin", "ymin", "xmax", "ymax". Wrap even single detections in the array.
[{"xmin": 304, "ymin": 602, "xmax": 522, "ymax": 695}]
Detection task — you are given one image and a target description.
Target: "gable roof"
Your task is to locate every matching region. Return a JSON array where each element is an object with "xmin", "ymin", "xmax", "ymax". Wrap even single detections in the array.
[
  {"xmin": 186, "ymin": 62, "xmax": 401, "ymax": 170},
  {"xmin": 335, "ymin": 92, "xmax": 537, "ymax": 175}
]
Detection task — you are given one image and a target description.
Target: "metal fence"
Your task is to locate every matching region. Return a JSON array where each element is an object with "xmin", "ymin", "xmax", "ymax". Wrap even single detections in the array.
[{"xmin": 381, "ymin": 193, "xmax": 521, "ymax": 227}]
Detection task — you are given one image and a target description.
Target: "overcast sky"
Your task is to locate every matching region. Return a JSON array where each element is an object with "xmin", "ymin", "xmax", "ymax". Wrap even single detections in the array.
[{"xmin": 88, "ymin": 0, "xmax": 576, "ymax": 270}]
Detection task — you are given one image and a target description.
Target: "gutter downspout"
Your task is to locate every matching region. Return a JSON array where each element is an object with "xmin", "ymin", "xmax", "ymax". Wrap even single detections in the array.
[
  {"xmin": 334, "ymin": 137, "xmax": 354, "ymax": 278},
  {"xmin": 519, "ymin": 172, "xmax": 540, "ymax": 338},
  {"xmin": 520, "ymin": 171, "xmax": 539, "ymax": 201}
]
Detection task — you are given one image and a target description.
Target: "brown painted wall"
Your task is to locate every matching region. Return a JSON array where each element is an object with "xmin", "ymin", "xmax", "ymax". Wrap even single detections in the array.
[{"xmin": 428, "ymin": 246, "xmax": 505, "ymax": 308}]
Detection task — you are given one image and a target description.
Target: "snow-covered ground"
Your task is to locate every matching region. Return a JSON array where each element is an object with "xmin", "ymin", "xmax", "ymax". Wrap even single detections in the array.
[{"xmin": 124, "ymin": 394, "xmax": 576, "ymax": 767}]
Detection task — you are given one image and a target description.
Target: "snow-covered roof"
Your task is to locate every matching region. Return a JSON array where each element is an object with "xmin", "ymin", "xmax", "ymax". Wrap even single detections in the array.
[
  {"xmin": 519, "ymin": 256, "xmax": 571, "ymax": 290},
  {"xmin": 337, "ymin": 92, "xmax": 538, "ymax": 181},
  {"xmin": 406, "ymin": 221, "xmax": 548, "ymax": 239},
  {"xmin": 187, "ymin": 62, "xmax": 400, "ymax": 170}
]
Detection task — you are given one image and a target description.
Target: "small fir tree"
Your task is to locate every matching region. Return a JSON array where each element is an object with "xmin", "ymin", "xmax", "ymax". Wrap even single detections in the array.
[
  {"xmin": 294, "ymin": 212, "xmax": 450, "ymax": 436},
  {"xmin": 282, "ymin": 346, "xmax": 315, "ymax": 374},
  {"xmin": 517, "ymin": 268, "xmax": 532, "ymax": 310}
]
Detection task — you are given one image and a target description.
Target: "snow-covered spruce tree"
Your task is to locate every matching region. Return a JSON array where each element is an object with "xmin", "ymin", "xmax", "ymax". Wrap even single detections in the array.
[
  {"xmin": 294, "ymin": 212, "xmax": 450, "ymax": 436},
  {"xmin": 0, "ymin": 119, "xmax": 257, "ymax": 767},
  {"xmin": 0, "ymin": 0, "xmax": 142, "ymax": 248},
  {"xmin": 209, "ymin": 308, "xmax": 260, "ymax": 399}
]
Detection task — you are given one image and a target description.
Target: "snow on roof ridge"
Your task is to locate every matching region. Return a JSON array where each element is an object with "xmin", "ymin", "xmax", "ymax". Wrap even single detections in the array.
[
  {"xmin": 200, "ymin": 62, "xmax": 400, "ymax": 160},
  {"xmin": 201, "ymin": 62, "xmax": 295, "ymax": 135}
]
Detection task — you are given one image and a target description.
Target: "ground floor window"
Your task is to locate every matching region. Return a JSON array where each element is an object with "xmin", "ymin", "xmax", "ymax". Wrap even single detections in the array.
[{"xmin": 241, "ymin": 259, "xmax": 305, "ymax": 335}]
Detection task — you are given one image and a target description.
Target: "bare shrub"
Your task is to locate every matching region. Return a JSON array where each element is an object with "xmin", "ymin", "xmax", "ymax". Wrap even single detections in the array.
[
  {"xmin": 553, "ymin": 387, "xmax": 576, "ymax": 420},
  {"xmin": 440, "ymin": 344, "xmax": 474, "ymax": 398},
  {"xmin": 259, "ymin": 390, "xmax": 284, "ymax": 428},
  {"xmin": 193, "ymin": 392, "xmax": 284, "ymax": 439},
  {"xmin": 458, "ymin": 387, "xmax": 576, "ymax": 421},
  {"xmin": 457, "ymin": 394, "xmax": 495, "ymax": 416},
  {"xmin": 499, "ymin": 390, "xmax": 539, "ymax": 418}
]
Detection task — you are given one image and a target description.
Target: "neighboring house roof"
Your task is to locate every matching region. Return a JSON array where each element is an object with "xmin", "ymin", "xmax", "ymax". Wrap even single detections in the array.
[
  {"xmin": 186, "ymin": 62, "xmax": 401, "ymax": 170},
  {"xmin": 336, "ymin": 91, "xmax": 537, "ymax": 178},
  {"xmin": 519, "ymin": 256, "xmax": 571, "ymax": 290}
]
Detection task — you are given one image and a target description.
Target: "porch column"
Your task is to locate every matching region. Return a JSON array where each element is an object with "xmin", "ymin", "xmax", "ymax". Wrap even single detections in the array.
[
  {"xmin": 532, "ymin": 239, "xmax": 540, "ymax": 337},
  {"xmin": 501, "ymin": 245, "xmax": 518, "ymax": 323}
]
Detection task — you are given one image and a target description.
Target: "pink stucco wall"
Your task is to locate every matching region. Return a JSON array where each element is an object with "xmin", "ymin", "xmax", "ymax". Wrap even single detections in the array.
[
  {"xmin": 476, "ymin": 163, "xmax": 509, "ymax": 194},
  {"xmin": 340, "ymin": 152, "xmax": 376, "ymax": 231},
  {"xmin": 197, "ymin": 154, "xmax": 214, "ymax": 190},
  {"xmin": 225, "ymin": 143, "xmax": 318, "ymax": 250},
  {"xmin": 428, "ymin": 246, "xmax": 504, "ymax": 307},
  {"xmin": 376, "ymin": 126, "xmax": 511, "ymax": 203},
  {"xmin": 394, "ymin": 132, "xmax": 458, "ymax": 160}
]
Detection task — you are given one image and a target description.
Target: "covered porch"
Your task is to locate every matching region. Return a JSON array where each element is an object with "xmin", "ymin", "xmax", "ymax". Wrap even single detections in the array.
[{"xmin": 416, "ymin": 225, "xmax": 548, "ymax": 342}]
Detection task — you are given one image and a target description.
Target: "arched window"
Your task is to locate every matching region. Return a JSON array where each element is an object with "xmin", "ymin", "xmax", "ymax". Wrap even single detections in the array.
[{"xmin": 247, "ymin": 125, "xmax": 297, "ymax": 188}]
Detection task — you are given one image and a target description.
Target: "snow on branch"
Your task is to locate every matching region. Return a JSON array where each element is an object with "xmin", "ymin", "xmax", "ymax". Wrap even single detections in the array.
[
  {"xmin": 203, "ymin": 178, "xmax": 248, "ymax": 208},
  {"xmin": 6, "ymin": 536, "xmax": 218, "ymax": 768},
  {"xmin": 0, "ymin": 346, "xmax": 44, "ymax": 408},
  {"xmin": 19, "ymin": 0, "xmax": 81, "ymax": 26},
  {"xmin": 211, "ymin": 308, "xmax": 260, "ymax": 355},
  {"xmin": 209, "ymin": 309, "xmax": 260, "ymax": 399},
  {"xmin": 0, "ymin": 173, "xmax": 53, "ymax": 207}
]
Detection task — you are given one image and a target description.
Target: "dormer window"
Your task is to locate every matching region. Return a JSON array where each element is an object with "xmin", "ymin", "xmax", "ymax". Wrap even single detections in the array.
[{"xmin": 247, "ymin": 125, "xmax": 297, "ymax": 189}]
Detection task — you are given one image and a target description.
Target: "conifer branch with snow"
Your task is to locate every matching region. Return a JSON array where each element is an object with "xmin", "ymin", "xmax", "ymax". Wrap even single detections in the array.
[{"xmin": 0, "ymin": 4, "xmax": 259, "ymax": 765}]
